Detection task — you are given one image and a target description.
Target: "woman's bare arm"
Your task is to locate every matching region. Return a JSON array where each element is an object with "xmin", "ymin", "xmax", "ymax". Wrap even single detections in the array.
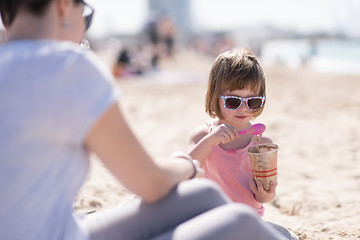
[{"xmin": 85, "ymin": 103, "xmax": 196, "ymax": 203}]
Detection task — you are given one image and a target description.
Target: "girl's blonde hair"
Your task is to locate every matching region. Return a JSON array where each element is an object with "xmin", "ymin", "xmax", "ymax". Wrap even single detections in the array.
[{"xmin": 205, "ymin": 48, "xmax": 266, "ymax": 119}]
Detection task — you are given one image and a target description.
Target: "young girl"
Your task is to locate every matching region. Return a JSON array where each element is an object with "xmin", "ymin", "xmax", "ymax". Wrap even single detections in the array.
[
  {"xmin": 188, "ymin": 48, "xmax": 274, "ymax": 214},
  {"xmin": 188, "ymin": 48, "xmax": 298, "ymax": 239}
]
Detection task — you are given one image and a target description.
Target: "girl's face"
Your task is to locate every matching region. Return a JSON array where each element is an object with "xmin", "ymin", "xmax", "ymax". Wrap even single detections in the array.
[{"xmin": 218, "ymin": 88, "xmax": 261, "ymax": 129}]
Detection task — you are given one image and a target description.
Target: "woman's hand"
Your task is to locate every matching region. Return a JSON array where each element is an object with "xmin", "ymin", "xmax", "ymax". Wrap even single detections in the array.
[
  {"xmin": 172, "ymin": 152, "xmax": 205, "ymax": 179},
  {"xmin": 189, "ymin": 159, "xmax": 205, "ymax": 178},
  {"xmin": 249, "ymin": 177, "xmax": 276, "ymax": 203}
]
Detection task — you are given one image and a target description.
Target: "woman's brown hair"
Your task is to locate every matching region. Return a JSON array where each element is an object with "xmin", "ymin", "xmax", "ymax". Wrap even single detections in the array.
[
  {"xmin": 0, "ymin": 0, "xmax": 84, "ymax": 27},
  {"xmin": 0, "ymin": 0, "xmax": 54, "ymax": 27}
]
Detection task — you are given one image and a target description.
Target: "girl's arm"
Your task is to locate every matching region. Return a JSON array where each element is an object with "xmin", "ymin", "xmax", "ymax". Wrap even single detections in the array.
[
  {"xmin": 188, "ymin": 123, "xmax": 239, "ymax": 166},
  {"xmin": 188, "ymin": 125, "xmax": 214, "ymax": 166},
  {"xmin": 85, "ymin": 103, "xmax": 200, "ymax": 203}
]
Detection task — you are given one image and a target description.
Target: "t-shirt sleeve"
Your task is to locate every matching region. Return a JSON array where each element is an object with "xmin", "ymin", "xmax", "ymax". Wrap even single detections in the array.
[{"xmin": 50, "ymin": 50, "xmax": 119, "ymax": 145}]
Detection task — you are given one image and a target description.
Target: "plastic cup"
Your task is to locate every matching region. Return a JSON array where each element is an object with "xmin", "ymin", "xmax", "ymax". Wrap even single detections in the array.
[{"xmin": 247, "ymin": 143, "xmax": 279, "ymax": 190}]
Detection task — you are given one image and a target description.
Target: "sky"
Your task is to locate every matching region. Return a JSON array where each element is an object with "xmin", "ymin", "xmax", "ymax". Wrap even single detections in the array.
[
  {"xmin": 1, "ymin": 0, "xmax": 360, "ymax": 38},
  {"xmin": 86, "ymin": 0, "xmax": 360, "ymax": 38},
  {"xmin": 192, "ymin": 0, "xmax": 360, "ymax": 35}
]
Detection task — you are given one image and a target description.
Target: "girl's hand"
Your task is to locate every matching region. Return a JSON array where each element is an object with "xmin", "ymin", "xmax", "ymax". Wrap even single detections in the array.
[
  {"xmin": 206, "ymin": 124, "xmax": 239, "ymax": 146},
  {"xmin": 249, "ymin": 177, "xmax": 276, "ymax": 203}
]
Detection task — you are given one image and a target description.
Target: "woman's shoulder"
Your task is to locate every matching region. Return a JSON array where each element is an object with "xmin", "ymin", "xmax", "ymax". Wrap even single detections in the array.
[
  {"xmin": 47, "ymin": 41, "xmax": 116, "ymax": 87},
  {"xmin": 50, "ymin": 41, "xmax": 96, "ymax": 64},
  {"xmin": 32, "ymin": 40, "xmax": 100, "ymax": 66}
]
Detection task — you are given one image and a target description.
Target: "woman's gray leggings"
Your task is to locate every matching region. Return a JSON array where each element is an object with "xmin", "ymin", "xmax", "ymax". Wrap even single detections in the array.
[{"xmin": 80, "ymin": 179, "xmax": 284, "ymax": 240}]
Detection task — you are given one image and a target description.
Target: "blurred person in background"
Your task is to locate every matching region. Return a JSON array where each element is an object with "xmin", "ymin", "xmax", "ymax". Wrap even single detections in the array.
[{"xmin": 157, "ymin": 14, "xmax": 176, "ymax": 57}]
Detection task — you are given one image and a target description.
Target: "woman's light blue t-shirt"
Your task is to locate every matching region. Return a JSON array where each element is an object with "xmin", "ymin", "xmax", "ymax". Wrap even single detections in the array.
[{"xmin": 0, "ymin": 40, "xmax": 117, "ymax": 240}]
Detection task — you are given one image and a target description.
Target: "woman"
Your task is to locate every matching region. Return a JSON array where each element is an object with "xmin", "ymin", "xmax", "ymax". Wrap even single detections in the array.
[{"xmin": 0, "ymin": 0, "xmax": 284, "ymax": 239}]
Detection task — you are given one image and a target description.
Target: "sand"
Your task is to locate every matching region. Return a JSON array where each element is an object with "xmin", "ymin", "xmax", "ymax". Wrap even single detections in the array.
[{"xmin": 74, "ymin": 49, "xmax": 360, "ymax": 240}]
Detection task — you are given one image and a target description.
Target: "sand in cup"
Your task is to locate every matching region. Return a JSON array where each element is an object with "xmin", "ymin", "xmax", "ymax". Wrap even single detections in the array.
[{"xmin": 247, "ymin": 143, "xmax": 279, "ymax": 191}]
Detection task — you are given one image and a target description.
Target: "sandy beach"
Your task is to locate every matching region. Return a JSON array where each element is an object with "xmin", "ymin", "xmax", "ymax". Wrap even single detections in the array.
[{"xmin": 74, "ymin": 49, "xmax": 360, "ymax": 240}]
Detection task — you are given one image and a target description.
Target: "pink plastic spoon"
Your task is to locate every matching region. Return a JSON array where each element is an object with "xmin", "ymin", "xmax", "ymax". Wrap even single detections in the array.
[{"xmin": 239, "ymin": 123, "xmax": 266, "ymax": 135}]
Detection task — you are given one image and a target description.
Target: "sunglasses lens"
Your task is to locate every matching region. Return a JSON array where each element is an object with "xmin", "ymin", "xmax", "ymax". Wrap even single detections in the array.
[
  {"xmin": 225, "ymin": 98, "xmax": 242, "ymax": 109},
  {"xmin": 84, "ymin": 15, "xmax": 92, "ymax": 30},
  {"xmin": 83, "ymin": 5, "xmax": 94, "ymax": 30},
  {"xmin": 247, "ymin": 98, "xmax": 263, "ymax": 110}
]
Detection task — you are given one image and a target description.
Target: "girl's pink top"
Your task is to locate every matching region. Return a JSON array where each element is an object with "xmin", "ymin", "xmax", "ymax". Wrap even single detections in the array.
[{"xmin": 203, "ymin": 122, "xmax": 264, "ymax": 216}]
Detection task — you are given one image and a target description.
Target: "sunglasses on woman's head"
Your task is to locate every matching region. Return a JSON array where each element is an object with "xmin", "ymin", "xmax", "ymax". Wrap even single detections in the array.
[
  {"xmin": 82, "ymin": 2, "xmax": 94, "ymax": 31},
  {"xmin": 220, "ymin": 95, "xmax": 265, "ymax": 110},
  {"xmin": 75, "ymin": 0, "xmax": 94, "ymax": 30}
]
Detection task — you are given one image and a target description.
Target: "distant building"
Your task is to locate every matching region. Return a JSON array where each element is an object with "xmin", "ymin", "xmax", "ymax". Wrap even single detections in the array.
[{"xmin": 148, "ymin": 0, "xmax": 192, "ymax": 40}]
